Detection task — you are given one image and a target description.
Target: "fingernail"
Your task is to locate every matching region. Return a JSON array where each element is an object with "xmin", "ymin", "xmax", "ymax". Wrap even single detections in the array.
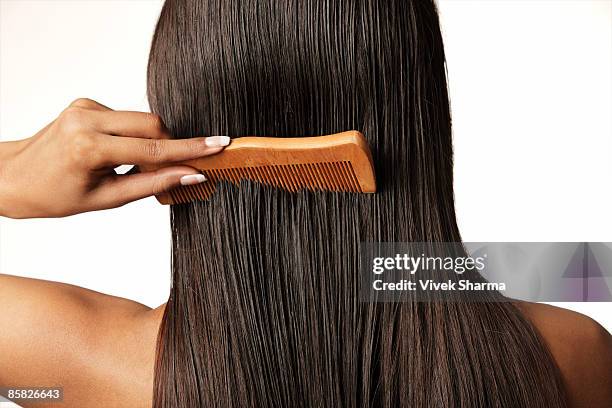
[
  {"xmin": 180, "ymin": 174, "xmax": 207, "ymax": 186},
  {"xmin": 205, "ymin": 136, "xmax": 231, "ymax": 147}
]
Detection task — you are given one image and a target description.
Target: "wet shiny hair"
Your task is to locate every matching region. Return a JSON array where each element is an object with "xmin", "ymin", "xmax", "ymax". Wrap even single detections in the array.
[{"xmin": 147, "ymin": 0, "xmax": 567, "ymax": 406}]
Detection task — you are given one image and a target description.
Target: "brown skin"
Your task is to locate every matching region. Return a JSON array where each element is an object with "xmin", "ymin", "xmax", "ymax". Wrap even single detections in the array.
[
  {"xmin": 0, "ymin": 99, "xmax": 610, "ymax": 407},
  {"xmin": 518, "ymin": 302, "xmax": 612, "ymax": 408},
  {"xmin": 0, "ymin": 281, "xmax": 609, "ymax": 408},
  {"xmin": 0, "ymin": 275, "xmax": 159, "ymax": 407},
  {"xmin": 0, "ymin": 98, "xmax": 228, "ymax": 218}
]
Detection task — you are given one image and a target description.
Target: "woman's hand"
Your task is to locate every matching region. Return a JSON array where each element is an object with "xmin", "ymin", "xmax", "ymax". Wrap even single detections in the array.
[{"xmin": 0, "ymin": 98, "xmax": 228, "ymax": 218}]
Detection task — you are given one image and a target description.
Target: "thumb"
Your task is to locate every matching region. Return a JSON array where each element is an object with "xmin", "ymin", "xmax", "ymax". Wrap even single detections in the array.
[{"xmin": 97, "ymin": 165, "xmax": 206, "ymax": 208}]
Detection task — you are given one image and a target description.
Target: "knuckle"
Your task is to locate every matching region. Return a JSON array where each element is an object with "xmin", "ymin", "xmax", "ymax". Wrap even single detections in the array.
[
  {"xmin": 146, "ymin": 113, "xmax": 167, "ymax": 135},
  {"xmin": 69, "ymin": 98, "xmax": 96, "ymax": 109},
  {"xmin": 59, "ymin": 106, "xmax": 89, "ymax": 133},
  {"xmin": 150, "ymin": 176, "xmax": 167, "ymax": 195},
  {"xmin": 87, "ymin": 146, "xmax": 104, "ymax": 166},
  {"xmin": 144, "ymin": 138, "xmax": 166, "ymax": 162},
  {"xmin": 68, "ymin": 132, "xmax": 98, "ymax": 163}
]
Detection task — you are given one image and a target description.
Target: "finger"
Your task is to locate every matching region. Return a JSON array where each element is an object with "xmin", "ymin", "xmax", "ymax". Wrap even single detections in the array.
[
  {"xmin": 96, "ymin": 135, "xmax": 230, "ymax": 167},
  {"xmin": 94, "ymin": 166, "xmax": 207, "ymax": 208},
  {"xmin": 87, "ymin": 110, "xmax": 171, "ymax": 139}
]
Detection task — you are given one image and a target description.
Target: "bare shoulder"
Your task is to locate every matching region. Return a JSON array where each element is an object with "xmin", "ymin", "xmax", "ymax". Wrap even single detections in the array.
[
  {"xmin": 516, "ymin": 301, "xmax": 612, "ymax": 408},
  {"xmin": 0, "ymin": 274, "xmax": 162, "ymax": 407}
]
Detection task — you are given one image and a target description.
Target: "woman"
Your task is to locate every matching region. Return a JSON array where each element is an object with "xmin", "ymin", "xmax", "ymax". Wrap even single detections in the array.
[{"xmin": 0, "ymin": 1, "xmax": 610, "ymax": 407}]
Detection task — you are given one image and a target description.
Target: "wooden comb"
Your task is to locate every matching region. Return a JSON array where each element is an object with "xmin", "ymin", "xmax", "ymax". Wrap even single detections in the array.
[{"xmin": 148, "ymin": 130, "xmax": 376, "ymax": 204}]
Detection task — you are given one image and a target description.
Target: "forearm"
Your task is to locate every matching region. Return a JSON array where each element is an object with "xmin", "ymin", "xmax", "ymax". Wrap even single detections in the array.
[{"xmin": 0, "ymin": 139, "xmax": 27, "ymax": 218}]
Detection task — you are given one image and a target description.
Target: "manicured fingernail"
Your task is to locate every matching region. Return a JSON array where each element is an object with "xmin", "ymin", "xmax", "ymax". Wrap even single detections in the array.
[
  {"xmin": 180, "ymin": 174, "xmax": 207, "ymax": 186},
  {"xmin": 205, "ymin": 136, "xmax": 230, "ymax": 147}
]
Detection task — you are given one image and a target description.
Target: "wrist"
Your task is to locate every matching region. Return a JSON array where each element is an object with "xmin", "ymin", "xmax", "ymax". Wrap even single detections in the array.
[{"xmin": 0, "ymin": 139, "xmax": 26, "ymax": 161}]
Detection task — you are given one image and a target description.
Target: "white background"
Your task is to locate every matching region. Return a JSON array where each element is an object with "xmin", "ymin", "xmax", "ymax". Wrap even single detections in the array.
[{"xmin": 0, "ymin": 0, "xmax": 610, "ymax": 334}]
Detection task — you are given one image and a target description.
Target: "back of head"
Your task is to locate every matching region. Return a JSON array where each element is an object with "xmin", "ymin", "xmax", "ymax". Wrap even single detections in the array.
[{"xmin": 148, "ymin": 0, "xmax": 567, "ymax": 406}]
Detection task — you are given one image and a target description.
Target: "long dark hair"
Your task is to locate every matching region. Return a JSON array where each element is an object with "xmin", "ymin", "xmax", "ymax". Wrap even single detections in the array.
[{"xmin": 147, "ymin": 0, "xmax": 567, "ymax": 406}]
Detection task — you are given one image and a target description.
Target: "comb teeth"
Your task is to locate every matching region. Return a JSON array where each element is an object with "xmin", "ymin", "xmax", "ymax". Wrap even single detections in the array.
[{"xmin": 169, "ymin": 161, "xmax": 362, "ymax": 204}]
